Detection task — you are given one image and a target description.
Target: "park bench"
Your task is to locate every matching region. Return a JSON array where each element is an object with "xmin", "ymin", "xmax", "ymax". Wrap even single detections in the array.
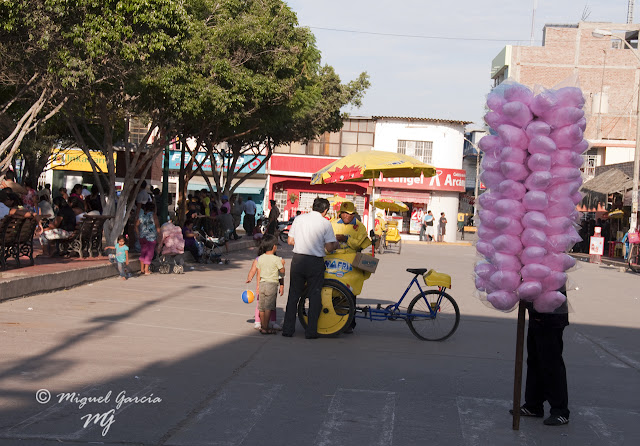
[
  {"xmin": 58, "ymin": 214, "xmax": 113, "ymax": 258},
  {"xmin": 1, "ymin": 215, "xmax": 38, "ymax": 270}
]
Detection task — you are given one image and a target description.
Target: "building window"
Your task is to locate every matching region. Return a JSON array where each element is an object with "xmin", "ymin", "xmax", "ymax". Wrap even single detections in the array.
[
  {"xmin": 581, "ymin": 148, "xmax": 597, "ymax": 180},
  {"xmin": 129, "ymin": 118, "xmax": 150, "ymax": 147},
  {"xmin": 398, "ymin": 140, "xmax": 433, "ymax": 164},
  {"xmin": 298, "ymin": 192, "xmax": 334, "ymax": 212}
]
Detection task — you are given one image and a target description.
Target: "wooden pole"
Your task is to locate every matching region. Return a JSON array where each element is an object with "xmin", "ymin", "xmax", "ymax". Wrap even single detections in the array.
[{"xmin": 512, "ymin": 300, "xmax": 527, "ymax": 430}]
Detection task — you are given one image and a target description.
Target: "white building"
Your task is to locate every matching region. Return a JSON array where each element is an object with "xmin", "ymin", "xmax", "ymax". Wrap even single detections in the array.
[{"xmin": 371, "ymin": 116, "xmax": 470, "ymax": 242}]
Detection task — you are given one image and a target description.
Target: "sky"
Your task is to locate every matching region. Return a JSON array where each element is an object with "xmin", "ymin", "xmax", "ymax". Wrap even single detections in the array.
[{"xmin": 285, "ymin": 0, "xmax": 631, "ymax": 127}]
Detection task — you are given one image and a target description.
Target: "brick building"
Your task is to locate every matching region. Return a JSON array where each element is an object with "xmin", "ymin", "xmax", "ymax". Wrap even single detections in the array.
[{"xmin": 491, "ymin": 21, "xmax": 640, "ymax": 181}]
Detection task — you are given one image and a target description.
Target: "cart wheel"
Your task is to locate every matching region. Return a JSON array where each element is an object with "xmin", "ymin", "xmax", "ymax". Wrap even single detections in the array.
[
  {"xmin": 159, "ymin": 264, "xmax": 171, "ymax": 274},
  {"xmin": 173, "ymin": 265, "xmax": 184, "ymax": 274},
  {"xmin": 397, "ymin": 239, "xmax": 402, "ymax": 255},
  {"xmin": 406, "ymin": 290, "xmax": 460, "ymax": 341},
  {"xmin": 297, "ymin": 279, "xmax": 355, "ymax": 337}
]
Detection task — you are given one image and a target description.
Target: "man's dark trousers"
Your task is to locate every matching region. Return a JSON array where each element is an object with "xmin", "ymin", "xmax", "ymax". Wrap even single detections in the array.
[
  {"xmin": 524, "ymin": 309, "xmax": 570, "ymax": 419},
  {"xmin": 282, "ymin": 254, "xmax": 325, "ymax": 337},
  {"xmin": 244, "ymin": 214, "xmax": 255, "ymax": 235}
]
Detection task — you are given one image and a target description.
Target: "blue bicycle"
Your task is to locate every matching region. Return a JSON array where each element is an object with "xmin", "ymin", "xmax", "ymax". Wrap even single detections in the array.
[{"xmin": 297, "ymin": 268, "xmax": 460, "ymax": 341}]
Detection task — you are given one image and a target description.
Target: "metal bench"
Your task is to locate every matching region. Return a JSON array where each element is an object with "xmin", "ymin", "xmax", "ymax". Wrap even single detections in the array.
[
  {"xmin": 1, "ymin": 215, "xmax": 37, "ymax": 270},
  {"xmin": 58, "ymin": 215, "xmax": 113, "ymax": 258}
]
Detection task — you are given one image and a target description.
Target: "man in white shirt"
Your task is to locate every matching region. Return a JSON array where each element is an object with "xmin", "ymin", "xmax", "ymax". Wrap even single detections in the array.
[
  {"xmin": 282, "ymin": 198, "xmax": 339, "ymax": 339},
  {"xmin": 242, "ymin": 196, "xmax": 257, "ymax": 235}
]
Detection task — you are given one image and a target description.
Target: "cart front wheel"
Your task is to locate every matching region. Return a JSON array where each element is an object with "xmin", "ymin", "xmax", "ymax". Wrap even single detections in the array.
[
  {"xmin": 406, "ymin": 290, "xmax": 459, "ymax": 341},
  {"xmin": 297, "ymin": 279, "xmax": 356, "ymax": 337}
]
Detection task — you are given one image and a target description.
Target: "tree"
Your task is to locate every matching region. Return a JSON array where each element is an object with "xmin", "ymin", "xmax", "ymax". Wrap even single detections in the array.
[
  {"xmin": 143, "ymin": 0, "xmax": 370, "ymax": 221},
  {"xmin": 53, "ymin": 0, "xmax": 191, "ymax": 242},
  {"xmin": 0, "ymin": 0, "xmax": 72, "ymax": 179}
]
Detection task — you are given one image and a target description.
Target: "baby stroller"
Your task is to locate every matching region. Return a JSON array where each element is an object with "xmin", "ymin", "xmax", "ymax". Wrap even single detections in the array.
[{"xmin": 196, "ymin": 230, "xmax": 229, "ymax": 264}]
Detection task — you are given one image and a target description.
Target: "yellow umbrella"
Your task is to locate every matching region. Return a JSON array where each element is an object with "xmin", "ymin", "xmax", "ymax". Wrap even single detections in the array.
[
  {"xmin": 311, "ymin": 150, "xmax": 436, "ymax": 185},
  {"xmin": 374, "ymin": 198, "xmax": 409, "ymax": 213},
  {"xmin": 311, "ymin": 151, "xmax": 436, "ymax": 231}
]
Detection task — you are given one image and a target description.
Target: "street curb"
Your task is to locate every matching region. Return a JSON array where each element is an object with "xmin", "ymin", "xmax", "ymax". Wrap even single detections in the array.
[
  {"xmin": 569, "ymin": 252, "xmax": 629, "ymax": 269},
  {"xmin": 0, "ymin": 239, "xmax": 257, "ymax": 302},
  {"xmin": 404, "ymin": 240, "xmax": 473, "ymax": 247}
]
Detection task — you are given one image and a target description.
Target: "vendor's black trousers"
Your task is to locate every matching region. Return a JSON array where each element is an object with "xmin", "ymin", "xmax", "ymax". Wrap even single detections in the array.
[
  {"xmin": 525, "ymin": 324, "xmax": 570, "ymax": 418},
  {"xmin": 282, "ymin": 254, "xmax": 325, "ymax": 337}
]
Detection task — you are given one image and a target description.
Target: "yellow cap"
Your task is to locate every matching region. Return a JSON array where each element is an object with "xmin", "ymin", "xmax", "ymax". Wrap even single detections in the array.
[{"xmin": 338, "ymin": 201, "xmax": 356, "ymax": 214}]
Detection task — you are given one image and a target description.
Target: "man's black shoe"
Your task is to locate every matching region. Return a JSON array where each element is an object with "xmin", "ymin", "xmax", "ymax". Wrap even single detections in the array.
[
  {"xmin": 543, "ymin": 415, "xmax": 569, "ymax": 426},
  {"xmin": 509, "ymin": 406, "xmax": 544, "ymax": 418},
  {"xmin": 305, "ymin": 334, "xmax": 318, "ymax": 339},
  {"xmin": 281, "ymin": 333, "xmax": 293, "ymax": 337}
]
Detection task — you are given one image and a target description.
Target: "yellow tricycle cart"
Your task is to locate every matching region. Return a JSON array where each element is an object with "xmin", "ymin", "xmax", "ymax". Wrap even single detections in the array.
[{"xmin": 379, "ymin": 220, "xmax": 402, "ymax": 254}]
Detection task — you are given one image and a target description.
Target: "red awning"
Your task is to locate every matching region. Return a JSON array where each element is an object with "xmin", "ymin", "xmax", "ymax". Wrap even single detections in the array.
[{"xmin": 379, "ymin": 189, "xmax": 430, "ymax": 204}]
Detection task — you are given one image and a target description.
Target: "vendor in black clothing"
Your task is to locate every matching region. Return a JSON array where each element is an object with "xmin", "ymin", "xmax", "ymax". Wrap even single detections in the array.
[{"xmin": 511, "ymin": 289, "xmax": 570, "ymax": 426}]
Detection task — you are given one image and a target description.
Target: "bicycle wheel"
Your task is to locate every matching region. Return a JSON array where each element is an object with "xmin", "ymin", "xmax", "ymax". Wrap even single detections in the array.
[
  {"xmin": 629, "ymin": 244, "xmax": 640, "ymax": 273},
  {"xmin": 297, "ymin": 279, "xmax": 355, "ymax": 337},
  {"xmin": 406, "ymin": 290, "xmax": 460, "ymax": 341}
]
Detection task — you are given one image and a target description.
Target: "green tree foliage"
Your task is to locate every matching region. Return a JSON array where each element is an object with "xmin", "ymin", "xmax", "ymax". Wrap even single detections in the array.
[{"xmin": 143, "ymin": 0, "xmax": 370, "ymax": 219}]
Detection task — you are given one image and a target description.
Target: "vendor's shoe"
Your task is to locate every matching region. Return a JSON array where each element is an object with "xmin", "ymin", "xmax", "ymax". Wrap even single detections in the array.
[
  {"xmin": 509, "ymin": 406, "xmax": 544, "ymax": 418},
  {"xmin": 543, "ymin": 415, "xmax": 569, "ymax": 426}
]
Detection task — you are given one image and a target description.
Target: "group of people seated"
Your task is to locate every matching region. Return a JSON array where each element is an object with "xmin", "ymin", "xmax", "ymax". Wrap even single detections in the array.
[{"xmin": 0, "ymin": 172, "xmax": 109, "ymax": 257}]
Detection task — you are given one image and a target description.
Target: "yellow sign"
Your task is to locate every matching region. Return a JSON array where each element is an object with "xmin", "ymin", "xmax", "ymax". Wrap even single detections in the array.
[{"xmin": 51, "ymin": 149, "xmax": 114, "ymax": 172}]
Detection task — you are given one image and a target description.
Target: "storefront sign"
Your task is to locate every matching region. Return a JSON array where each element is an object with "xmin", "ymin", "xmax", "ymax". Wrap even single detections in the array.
[
  {"xmin": 410, "ymin": 206, "xmax": 427, "ymax": 234},
  {"xmin": 374, "ymin": 168, "xmax": 466, "ymax": 192},
  {"xmin": 51, "ymin": 149, "xmax": 114, "ymax": 172},
  {"xmin": 168, "ymin": 151, "xmax": 266, "ymax": 174}
]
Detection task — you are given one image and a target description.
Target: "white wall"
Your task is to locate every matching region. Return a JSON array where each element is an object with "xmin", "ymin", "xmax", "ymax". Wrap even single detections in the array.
[
  {"xmin": 604, "ymin": 145, "xmax": 635, "ymax": 165},
  {"xmin": 426, "ymin": 192, "xmax": 460, "ymax": 243},
  {"xmin": 373, "ymin": 119, "xmax": 465, "ymax": 169}
]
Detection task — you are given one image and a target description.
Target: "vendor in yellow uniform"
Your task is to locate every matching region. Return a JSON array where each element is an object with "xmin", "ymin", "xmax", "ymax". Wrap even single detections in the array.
[{"xmin": 329, "ymin": 201, "xmax": 372, "ymax": 334}]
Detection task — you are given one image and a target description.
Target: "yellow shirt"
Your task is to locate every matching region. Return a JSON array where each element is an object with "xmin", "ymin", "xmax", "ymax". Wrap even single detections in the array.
[
  {"xmin": 331, "ymin": 218, "xmax": 372, "ymax": 253},
  {"xmin": 203, "ymin": 197, "xmax": 211, "ymax": 216},
  {"xmin": 257, "ymin": 254, "xmax": 283, "ymax": 283}
]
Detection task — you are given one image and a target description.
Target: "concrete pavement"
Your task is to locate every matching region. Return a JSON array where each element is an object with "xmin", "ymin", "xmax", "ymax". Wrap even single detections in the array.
[{"xmin": 0, "ymin": 242, "xmax": 638, "ymax": 445}]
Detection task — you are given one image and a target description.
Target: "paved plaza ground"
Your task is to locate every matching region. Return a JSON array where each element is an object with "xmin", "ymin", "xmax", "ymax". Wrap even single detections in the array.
[{"xmin": 0, "ymin": 241, "xmax": 638, "ymax": 445}]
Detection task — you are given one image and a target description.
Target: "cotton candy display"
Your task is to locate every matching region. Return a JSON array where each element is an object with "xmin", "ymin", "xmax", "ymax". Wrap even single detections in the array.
[{"xmin": 475, "ymin": 82, "xmax": 586, "ymax": 312}]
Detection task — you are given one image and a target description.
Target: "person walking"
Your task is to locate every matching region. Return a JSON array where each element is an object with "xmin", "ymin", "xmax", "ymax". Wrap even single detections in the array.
[
  {"xmin": 231, "ymin": 195, "xmax": 243, "ymax": 240},
  {"xmin": 438, "ymin": 212, "xmax": 447, "ymax": 242},
  {"xmin": 511, "ymin": 293, "xmax": 570, "ymax": 426},
  {"xmin": 423, "ymin": 210, "xmax": 434, "ymax": 242},
  {"xmin": 266, "ymin": 199, "xmax": 280, "ymax": 237},
  {"xmin": 281, "ymin": 198, "xmax": 338, "ymax": 339},
  {"xmin": 135, "ymin": 202, "xmax": 160, "ymax": 275},
  {"xmin": 243, "ymin": 196, "xmax": 257, "ymax": 235}
]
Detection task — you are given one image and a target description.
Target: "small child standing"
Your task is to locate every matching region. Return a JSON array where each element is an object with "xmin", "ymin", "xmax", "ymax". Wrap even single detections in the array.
[
  {"xmin": 247, "ymin": 238, "xmax": 278, "ymax": 330},
  {"xmin": 247, "ymin": 235, "xmax": 284, "ymax": 334},
  {"xmin": 106, "ymin": 235, "xmax": 132, "ymax": 280}
]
